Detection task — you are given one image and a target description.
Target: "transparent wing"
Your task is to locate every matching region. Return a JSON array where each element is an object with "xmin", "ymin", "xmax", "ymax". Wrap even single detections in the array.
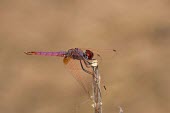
[
  {"xmin": 80, "ymin": 48, "xmax": 116, "ymax": 64},
  {"xmin": 62, "ymin": 48, "xmax": 116, "ymax": 97},
  {"xmin": 80, "ymin": 48, "xmax": 117, "ymax": 95},
  {"xmin": 63, "ymin": 57, "xmax": 93, "ymax": 97}
]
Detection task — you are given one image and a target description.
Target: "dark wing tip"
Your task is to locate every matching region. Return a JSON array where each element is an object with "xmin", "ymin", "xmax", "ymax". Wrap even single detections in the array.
[{"xmin": 113, "ymin": 49, "xmax": 116, "ymax": 52}]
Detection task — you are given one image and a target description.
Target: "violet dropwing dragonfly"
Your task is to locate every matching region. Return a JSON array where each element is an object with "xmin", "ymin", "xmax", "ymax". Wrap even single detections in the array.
[{"xmin": 24, "ymin": 48, "xmax": 116, "ymax": 97}]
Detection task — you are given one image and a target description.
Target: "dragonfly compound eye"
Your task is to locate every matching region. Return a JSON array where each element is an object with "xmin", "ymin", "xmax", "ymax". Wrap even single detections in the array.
[{"xmin": 85, "ymin": 50, "xmax": 94, "ymax": 60}]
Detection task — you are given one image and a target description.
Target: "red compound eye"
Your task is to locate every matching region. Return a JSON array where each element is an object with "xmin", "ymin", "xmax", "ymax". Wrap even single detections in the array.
[{"xmin": 85, "ymin": 50, "xmax": 94, "ymax": 60}]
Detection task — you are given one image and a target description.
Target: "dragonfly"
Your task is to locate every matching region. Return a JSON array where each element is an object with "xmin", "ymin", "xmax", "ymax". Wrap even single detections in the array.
[{"xmin": 24, "ymin": 48, "xmax": 116, "ymax": 97}]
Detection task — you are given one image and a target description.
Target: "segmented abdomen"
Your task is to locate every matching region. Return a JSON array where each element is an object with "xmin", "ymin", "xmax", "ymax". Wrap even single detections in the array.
[{"xmin": 24, "ymin": 51, "xmax": 66, "ymax": 57}]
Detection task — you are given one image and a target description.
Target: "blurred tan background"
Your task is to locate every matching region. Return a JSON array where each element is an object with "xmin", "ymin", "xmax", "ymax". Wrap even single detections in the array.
[{"xmin": 0, "ymin": 0, "xmax": 170, "ymax": 113}]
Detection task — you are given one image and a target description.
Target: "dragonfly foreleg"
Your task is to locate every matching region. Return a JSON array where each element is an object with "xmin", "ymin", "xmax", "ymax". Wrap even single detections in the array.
[
  {"xmin": 80, "ymin": 60, "xmax": 93, "ymax": 75},
  {"xmin": 80, "ymin": 60, "xmax": 102, "ymax": 97},
  {"xmin": 84, "ymin": 60, "xmax": 92, "ymax": 68}
]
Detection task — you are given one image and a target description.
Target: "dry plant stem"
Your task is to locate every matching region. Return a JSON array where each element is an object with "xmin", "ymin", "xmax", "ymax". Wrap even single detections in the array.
[{"xmin": 92, "ymin": 63, "xmax": 102, "ymax": 113}]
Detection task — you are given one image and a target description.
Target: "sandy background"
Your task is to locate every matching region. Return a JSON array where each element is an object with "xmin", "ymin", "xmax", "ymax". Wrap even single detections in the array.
[{"xmin": 0, "ymin": 0, "xmax": 170, "ymax": 113}]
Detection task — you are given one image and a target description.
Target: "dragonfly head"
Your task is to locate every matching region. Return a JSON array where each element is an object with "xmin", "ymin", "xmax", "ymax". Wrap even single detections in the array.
[{"xmin": 84, "ymin": 50, "xmax": 94, "ymax": 60}]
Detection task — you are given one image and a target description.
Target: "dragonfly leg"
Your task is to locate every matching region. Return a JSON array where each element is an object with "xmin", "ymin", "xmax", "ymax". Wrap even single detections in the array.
[
  {"xmin": 80, "ymin": 60, "xmax": 99, "ymax": 81},
  {"xmin": 80, "ymin": 60, "xmax": 93, "ymax": 75},
  {"xmin": 80, "ymin": 60, "xmax": 102, "ymax": 98}
]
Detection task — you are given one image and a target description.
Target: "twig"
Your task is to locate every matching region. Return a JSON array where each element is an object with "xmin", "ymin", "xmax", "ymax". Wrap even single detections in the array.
[
  {"xmin": 119, "ymin": 106, "xmax": 123, "ymax": 113},
  {"xmin": 91, "ymin": 60, "xmax": 102, "ymax": 113}
]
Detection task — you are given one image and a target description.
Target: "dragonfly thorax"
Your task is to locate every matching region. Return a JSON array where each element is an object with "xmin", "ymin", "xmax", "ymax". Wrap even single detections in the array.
[
  {"xmin": 66, "ymin": 48, "xmax": 84, "ymax": 60},
  {"xmin": 66, "ymin": 48, "xmax": 94, "ymax": 60}
]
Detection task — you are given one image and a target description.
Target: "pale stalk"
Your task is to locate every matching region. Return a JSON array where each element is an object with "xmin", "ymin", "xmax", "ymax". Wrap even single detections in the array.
[{"xmin": 91, "ymin": 60, "xmax": 102, "ymax": 113}]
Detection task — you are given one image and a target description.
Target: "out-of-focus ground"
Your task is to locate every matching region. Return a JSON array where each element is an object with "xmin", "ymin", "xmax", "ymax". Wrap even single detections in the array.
[{"xmin": 0, "ymin": 0, "xmax": 170, "ymax": 113}]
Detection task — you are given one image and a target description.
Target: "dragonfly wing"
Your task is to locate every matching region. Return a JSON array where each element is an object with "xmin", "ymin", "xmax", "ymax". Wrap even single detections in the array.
[
  {"xmin": 63, "ymin": 57, "xmax": 93, "ymax": 97},
  {"xmin": 79, "ymin": 48, "xmax": 117, "ymax": 95},
  {"xmin": 80, "ymin": 48, "xmax": 116, "ymax": 62}
]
